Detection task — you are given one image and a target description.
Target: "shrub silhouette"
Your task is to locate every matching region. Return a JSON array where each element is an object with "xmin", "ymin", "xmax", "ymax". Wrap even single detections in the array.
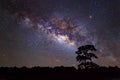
[{"xmin": 75, "ymin": 45, "xmax": 99, "ymax": 69}]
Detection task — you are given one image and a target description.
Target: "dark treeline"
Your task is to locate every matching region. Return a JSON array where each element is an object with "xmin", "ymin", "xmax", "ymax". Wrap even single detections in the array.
[{"xmin": 0, "ymin": 66, "xmax": 120, "ymax": 80}]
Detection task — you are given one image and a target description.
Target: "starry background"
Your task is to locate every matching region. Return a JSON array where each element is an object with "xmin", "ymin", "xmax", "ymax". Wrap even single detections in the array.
[{"xmin": 0, "ymin": 0, "xmax": 120, "ymax": 67}]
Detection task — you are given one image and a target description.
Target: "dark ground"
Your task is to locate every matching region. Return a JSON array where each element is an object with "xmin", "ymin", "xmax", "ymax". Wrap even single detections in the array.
[{"xmin": 0, "ymin": 66, "xmax": 120, "ymax": 80}]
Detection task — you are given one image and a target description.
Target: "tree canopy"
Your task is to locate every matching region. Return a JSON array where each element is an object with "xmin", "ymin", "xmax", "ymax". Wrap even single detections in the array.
[{"xmin": 75, "ymin": 45, "xmax": 99, "ymax": 69}]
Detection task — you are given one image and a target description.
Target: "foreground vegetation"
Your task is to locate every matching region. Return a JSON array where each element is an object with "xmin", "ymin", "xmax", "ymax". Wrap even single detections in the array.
[{"xmin": 0, "ymin": 66, "xmax": 120, "ymax": 80}]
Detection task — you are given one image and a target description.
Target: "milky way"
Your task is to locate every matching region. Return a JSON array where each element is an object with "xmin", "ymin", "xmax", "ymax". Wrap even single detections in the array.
[
  {"xmin": 22, "ymin": 13, "xmax": 92, "ymax": 47},
  {"xmin": 0, "ymin": 0, "xmax": 120, "ymax": 67}
]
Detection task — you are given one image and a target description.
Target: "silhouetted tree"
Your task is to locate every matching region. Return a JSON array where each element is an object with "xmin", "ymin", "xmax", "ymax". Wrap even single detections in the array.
[{"xmin": 76, "ymin": 45, "xmax": 99, "ymax": 69}]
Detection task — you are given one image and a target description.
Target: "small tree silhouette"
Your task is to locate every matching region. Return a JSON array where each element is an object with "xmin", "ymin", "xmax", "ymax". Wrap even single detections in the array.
[{"xmin": 75, "ymin": 45, "xmax": 99, "ymax": 69}]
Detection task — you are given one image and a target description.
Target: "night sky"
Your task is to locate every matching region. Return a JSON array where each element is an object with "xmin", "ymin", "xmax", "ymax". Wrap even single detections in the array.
[{"xmin": 0, "ymin": 0, "xmax": 120, "ymax": 67}]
